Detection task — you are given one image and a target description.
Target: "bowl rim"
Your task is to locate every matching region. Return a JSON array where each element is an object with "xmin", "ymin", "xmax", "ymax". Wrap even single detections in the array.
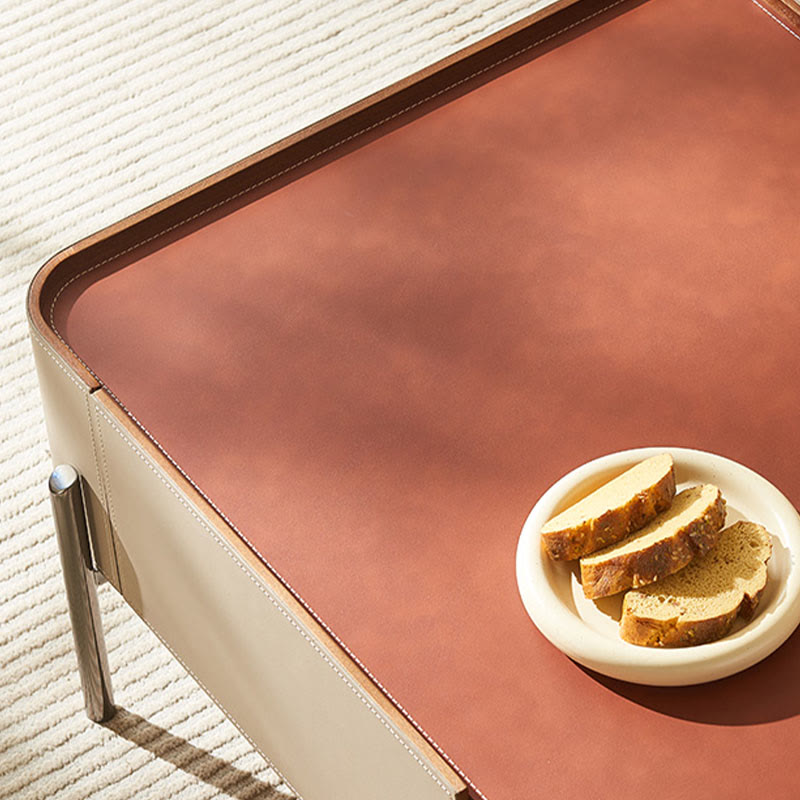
[{"xmin": 515, "ymin": 446, "xmax": 800, "ymax": 686}]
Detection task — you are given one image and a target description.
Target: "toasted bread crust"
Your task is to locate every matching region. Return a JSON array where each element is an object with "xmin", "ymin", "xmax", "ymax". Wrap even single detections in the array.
[
  {"xmin": 619, "ymin": 521, "xmax": 771, "ymax": 647},
  {"xmin": 580, "ymin": 489, "xmax": 726, "ymax": 599},
  {"xmin": 620, "ymin": 582, "xmax": 768, "ymax": 647},
  {"xmin": 619, "ymin": 606, "xmax": 740, "ymax": 647},
  {"xmin": 541, "ymin": 467, "xmax": 676, "ymax": 561}
]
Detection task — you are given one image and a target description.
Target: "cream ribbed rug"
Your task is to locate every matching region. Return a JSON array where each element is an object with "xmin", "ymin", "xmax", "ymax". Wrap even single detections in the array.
[{"xmin": 0, "ymin": 1, "xmax": 556, "ymax": 798}]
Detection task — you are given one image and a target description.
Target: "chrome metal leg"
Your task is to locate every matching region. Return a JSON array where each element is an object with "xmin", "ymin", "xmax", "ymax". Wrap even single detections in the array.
[{"xmin": 50, "ymin": 464, "xmax": 115, "ymax": 722}]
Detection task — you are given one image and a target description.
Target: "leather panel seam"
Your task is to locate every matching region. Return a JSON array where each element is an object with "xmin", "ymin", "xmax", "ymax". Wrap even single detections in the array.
[
  {"xmin": 127, "ymin": 602, "xmax": 307, "ymax": 800},
  {"xmin": 751, "ymin": 0, "xmax": 800, "ymax": 39},
  {"xmin": 30, "ymin": 329, "xmax": 304, "ymax": 795},
  {"xmin": 30, "ymin": 329, "xmax": 86, "ymax": 391},
  {"xmin": 39, "ymin": 4, "xmax": 639, "ymax": 795},
  {"xmin": 32, "ymin": 329, "xmax": 122, "ymax": 588},
  {"xmin": 94, "ymin": 406, "xmax": 454, "ymax": 798},
  {"xmin": 93, "ymin": 402, "xmax": 121, "ymax": 593},
  {"xmin": 46, "ymin": 0, "xmax": 626, "ymax": 365},
  {"xmin": 37, "ymin": 279, "xmax": 483, "ymax": 798},
  {"xmin": 94, "ymin": 381, "xmax": 476, "ymax": 797}
]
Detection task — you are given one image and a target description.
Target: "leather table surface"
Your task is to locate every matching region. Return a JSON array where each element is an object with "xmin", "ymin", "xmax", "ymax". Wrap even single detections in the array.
[{"xmin": 52, "ymin": 0, "xmax": 800, "ymax": 797}]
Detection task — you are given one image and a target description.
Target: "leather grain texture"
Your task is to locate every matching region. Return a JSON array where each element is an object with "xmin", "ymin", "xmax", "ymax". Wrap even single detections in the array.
[{"xmin": 30, "ymin": 0, "xmax": 800, "ymax": 798}]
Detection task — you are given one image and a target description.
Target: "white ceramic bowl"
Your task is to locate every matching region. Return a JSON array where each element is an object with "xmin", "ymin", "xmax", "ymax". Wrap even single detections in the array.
[{"xmin": 516, "ymin": 447, "xmax": 800, "ymax": 686}]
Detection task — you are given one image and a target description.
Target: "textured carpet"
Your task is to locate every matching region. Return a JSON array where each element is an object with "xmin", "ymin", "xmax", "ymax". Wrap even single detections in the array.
[{"xmin": 0, "ymin": 1, "xmax": 553, "ymax": 798}]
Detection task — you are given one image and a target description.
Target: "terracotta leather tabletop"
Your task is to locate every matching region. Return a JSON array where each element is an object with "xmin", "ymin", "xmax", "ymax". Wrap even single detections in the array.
[{"xmin": 52, "ymin": 0, "xmax": 800, "ymax": 797}]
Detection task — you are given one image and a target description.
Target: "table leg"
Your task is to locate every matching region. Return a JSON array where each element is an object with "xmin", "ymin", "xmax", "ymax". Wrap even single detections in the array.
[{"xmin": 49, "ymin": 464, "xmax": 115, "ymax": 723}]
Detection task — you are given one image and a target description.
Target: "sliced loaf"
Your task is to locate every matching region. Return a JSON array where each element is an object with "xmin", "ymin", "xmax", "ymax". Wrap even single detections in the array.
[
  {"xmin": 579, "ymin": 484, "xmax": 725, "ymax": 599},
  {"xmin": 541, "ymin": 454, "xmax": 676, "ymax": 561},
  {"xmin": 620, "ymin": 521, "xmax": 772, "ymax": 647}
]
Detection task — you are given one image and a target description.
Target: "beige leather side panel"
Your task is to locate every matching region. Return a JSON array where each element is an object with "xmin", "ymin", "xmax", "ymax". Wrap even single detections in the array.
[
  {"xmin": 90, "ymin": 393, "xmax": 460, "ymax": 800},
  {"xmin": 29, "ymin": 330, "xmax": 120, "ymax": 589}
]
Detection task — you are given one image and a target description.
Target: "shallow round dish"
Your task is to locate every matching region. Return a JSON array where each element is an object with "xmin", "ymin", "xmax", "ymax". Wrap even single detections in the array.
[{"xmin": 516, "ymin": 447, "xmax": 800, "ymax": 686}]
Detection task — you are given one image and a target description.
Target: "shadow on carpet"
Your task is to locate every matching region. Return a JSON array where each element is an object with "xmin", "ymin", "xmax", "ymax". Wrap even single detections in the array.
[{"xmin": 105, "ymin": 708, "xmax": 284, "ymax": 798}]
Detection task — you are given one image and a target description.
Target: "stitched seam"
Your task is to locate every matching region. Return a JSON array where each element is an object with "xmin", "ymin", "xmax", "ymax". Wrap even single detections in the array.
[
  {"xmin": 46, "ymin": 0, "xmax": 626, "ymax": 363},
  {"xmin": 31, "ymin": 332, "xmax": 122, "ymax": 587},
  {"xmin": 30, "ymin": 331, "xmax": 85, "ymax": 391},
  {"xmin": 751, "ymin": 0, "xmax": 800, "ymax": 41},
  {"xmin": 83, "ymin": 393, "xmax": 104, "ymax": 518},
  {"xmin": 94, "ymin": 406, "xmax": 453, "ymax": 797},
  {"xmin": 91, "ymin": 396, "xmax": 481, "ymax": 798},
  {"xmin": 39, "ymin": 320, "xmax": 458, "ymax": 797},
  {"xmin": 92, "ymin": 393, "xmax": 122, "ymax": 587},
  {"xmin": 93, "ymin": 409, "xmax": 120, "ymax": 592},
  {"xmin": 93, "ymin": 380, "xmax": 482, "ymax": 796},
  {"xmin": 38, "ymin": 4, "xmax": 630, "ymax": 796},
  {"xmin": 129, "ymin": 609, "xmax": 306, "ymax": 800},
  {"xmin": 82, "ymin": 391, "xmax": 104, "ymax": 572}
]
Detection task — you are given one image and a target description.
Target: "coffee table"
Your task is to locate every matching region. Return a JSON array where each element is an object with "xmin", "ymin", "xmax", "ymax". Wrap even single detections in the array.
[{"xmin": 29, "ymin": 1, "xmax": 800, "ymax": 798}]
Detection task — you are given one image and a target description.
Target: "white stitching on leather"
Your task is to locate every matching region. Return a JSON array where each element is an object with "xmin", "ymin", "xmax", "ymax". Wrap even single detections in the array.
[
  {"xmin": 32, "ymin": 274, "xmax": 472, "ymax": 800},
  {"xmin": 32, "ymin": 330, "xmax": 123, "ymax": 589},
  {"xmin": 82, "ymin": 392, "xmax": 106, "ymax": 572},
  {"xmin": 29, "ymin": 333, "xmax": 307, "ymax": 799},
  {"xmin": 751, "ymin": 0, "xmax": 800, "ymax": 42},
  {"xmin": 94, "ymin": 405, "xmax": 453, "ymax": 797},
  {"xmin": 37, "ymin": 4, "xmax": 634, "ymax": 796},
  {"xmin": 31, "ymin": 333, "xmax": 103, "ymax": 524},
  {"xmin": 83, "ymin": 393, "xmax": 103, "ymax": 508},
  {"xmin": 89, "ymin": 380, "xmax": 484, "ymax": 800},
  {"xmin": 93, "ymin": 408, "xmax": 120, "ymax": 580},
  {"xmin": 88, "ymin": 397, "xmax": 123, "ymax": 588},
  {"xmin": 46, "ymin": 0, "xmax": 627, "ymax": 357},
  {"xmin": 130, "ymin": 609, "xmax": 307, "ymax": 800},
  {"xmin": 30, "ymin": 331, "xmax": 85, "ymax": 390}
]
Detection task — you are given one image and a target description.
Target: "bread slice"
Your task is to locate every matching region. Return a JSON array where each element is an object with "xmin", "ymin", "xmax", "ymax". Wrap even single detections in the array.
[
  {"xmin": 541, "ymin": 454, "xmax": 676, "ymax": 561},
  {"xmin": 620, "ymin": 521, "xmax": 772, "ymax": 647},
  {"xmin": 579, "ymin": 484, "xmax": 725, "ymax": 599}
]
